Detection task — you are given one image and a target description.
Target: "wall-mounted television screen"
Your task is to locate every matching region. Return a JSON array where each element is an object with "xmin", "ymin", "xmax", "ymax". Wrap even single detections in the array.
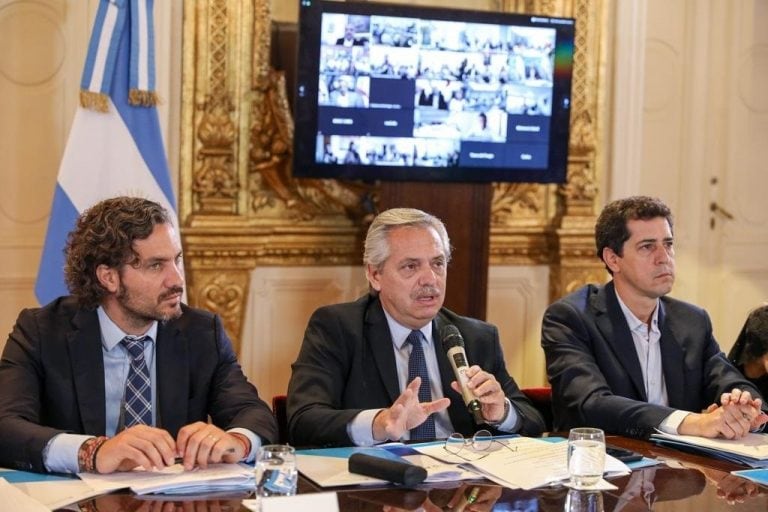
[{"xmin": 293, "ymin": 0, "xmax": 575, "ymax": 183}]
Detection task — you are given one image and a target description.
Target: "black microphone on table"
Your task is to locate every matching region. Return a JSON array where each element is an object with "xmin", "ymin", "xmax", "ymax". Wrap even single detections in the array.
[
  {"xmin": 348, "ymin": 453, "xmax": 427, "ymax": 486},
  {"xmin": 441, "ymin": 324, "xmax": 484, "ymax": 425}
]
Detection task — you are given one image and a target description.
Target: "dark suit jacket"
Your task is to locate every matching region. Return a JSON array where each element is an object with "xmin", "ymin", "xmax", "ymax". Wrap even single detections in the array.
[
  {"xmin": 542, "ymin": 282, "xmax": 764, "ymax": 438},
  {"xmin": 287, "ymin": 293, "xmax": 545, "ymax": 447},
  {"xmin": 0, "ymin": 296, "xmax": 278, "ymax": 472}
]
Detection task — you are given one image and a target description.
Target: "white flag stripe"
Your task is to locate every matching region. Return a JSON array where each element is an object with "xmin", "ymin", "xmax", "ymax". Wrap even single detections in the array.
[
  {"xmin": 136, "ymin": 0, "xmax": 149, "ymax": 90},
  {"xmin": 58, "ymin": 102, "xmax": 175, "ymax": 218},
  {"xmin": 88, "ymin": 2, "xmax": 120, "ymax": 92}
]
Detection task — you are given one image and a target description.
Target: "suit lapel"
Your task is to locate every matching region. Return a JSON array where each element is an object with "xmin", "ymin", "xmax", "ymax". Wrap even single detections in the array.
[
  {"xmin": 365, "ymin": 298, "xmax": 400, "ymax": 403},
  {"xmin": 69, "ymin": 309, "xmax": 107, "ymax": 435},
  {"xmin": 597, "ymin": 283, "xmax": 648, "ymax": 401},
  {"xmin": 657, "ymin": 301, "xmax": 686, "ymax": 408},
  {"xmin": 156, "ymin": 320, "xmax": 189, "ymax": 435}
]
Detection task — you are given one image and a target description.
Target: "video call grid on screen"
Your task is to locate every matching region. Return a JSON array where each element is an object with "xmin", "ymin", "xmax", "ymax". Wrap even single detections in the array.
[{"xmin": 294, "ymin": 0, "xmax": 575, "ymax": 183}]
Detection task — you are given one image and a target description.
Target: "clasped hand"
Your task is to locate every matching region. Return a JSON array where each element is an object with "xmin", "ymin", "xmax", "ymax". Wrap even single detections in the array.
[
  {"xmin": 372, "ymin": 366, "xmax": 507, "ymax": 442},
  {"xmin": 681, "ymin": 388, "xmax": 768, "ymax": 439},
  {"xmin": 94, "ymin": 421, "xmax": 248, "ymax": 473}
]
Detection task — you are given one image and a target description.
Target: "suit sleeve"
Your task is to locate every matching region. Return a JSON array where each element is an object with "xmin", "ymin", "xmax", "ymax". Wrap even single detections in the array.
[
  {"xmin": 207, "ymin": 315, "xmax": 278, "ymax": 445},
  {"xmin": 286, "ymin": 309, "xmax": 361, "ymax": 447},
  {"xmin": 484, "ymin": 325, "xmax": 546, "ymax": 436},
  {"xmin": 542, "ymin": 300, "xmax": 672, "ymax": 438},
  {"xmin": 0, "ymin": 310, "xmax": 65, "ymax": 472}
]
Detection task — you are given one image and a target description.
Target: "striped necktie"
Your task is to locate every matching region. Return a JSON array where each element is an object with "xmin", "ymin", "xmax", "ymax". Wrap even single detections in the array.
[
  {"xmin": 121, "ymin": 335, "xmax": 152, "ymax": 427},
  {"xmin": 406, "ymin": 330, "xmax": 436, "ymax": 440}
]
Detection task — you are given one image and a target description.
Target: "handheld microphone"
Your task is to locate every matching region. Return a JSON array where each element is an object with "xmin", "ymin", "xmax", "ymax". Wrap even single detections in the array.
[{"xmin": 441, "ymin": 324, "xmax": 484, "ymax": 424}]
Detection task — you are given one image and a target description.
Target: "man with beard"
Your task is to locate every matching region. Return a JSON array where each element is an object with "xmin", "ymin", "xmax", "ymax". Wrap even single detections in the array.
[
  {"xmin": 287, "ymin": 208, "xmax": 544, "ymax": 447},
  {"xmin": 542, "ymin": 196, "xmax": 768, "ymax": 439},
  {"xmin": 0, "ymin": 197, "xmax": 277, "ymax": 473}
]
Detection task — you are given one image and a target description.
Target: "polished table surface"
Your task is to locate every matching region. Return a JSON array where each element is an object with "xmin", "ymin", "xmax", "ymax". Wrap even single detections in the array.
[{"xmin": 63, "ymin": 435, "xmax": 768, "ymax": 511}]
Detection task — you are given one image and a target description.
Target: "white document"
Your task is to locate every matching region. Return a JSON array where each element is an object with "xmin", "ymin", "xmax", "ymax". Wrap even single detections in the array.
[
  {"xmin": 242, "ymin": 492, "xmax": 340, "ymax": 512},
  {"xmin": 296, "ymin": 449, "xmax": 478, "ymax": 488},
  {"xmin": 12, "ymin": 479, "xmax": 103, "ymax": 510},
  {"xmin": 414, "ymin": 437, "xmax": 629, "ymax": 490},
  {"xmin": 0, "ymin": 478, "xmax": 50, "ymax": 512},
  {"xmin": 651, "ymin": 431, "xmax": 768, "ymax": 459},
  {"xmin": 78, "ymin": 462, "xmax": 253, "ymax": 495},
  {"xmin": 297, "ymin": 453, "xmax": 386, "ymax": 487}
]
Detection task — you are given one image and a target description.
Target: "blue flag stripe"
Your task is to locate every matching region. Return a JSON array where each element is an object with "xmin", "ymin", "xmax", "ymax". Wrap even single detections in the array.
[{"xmin": 36, "ymin": 1, "xmax": 177, "ymax": 305}]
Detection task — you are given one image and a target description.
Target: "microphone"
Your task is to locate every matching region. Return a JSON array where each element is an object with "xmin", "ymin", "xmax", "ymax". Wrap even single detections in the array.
[
  {"xmin": 441, "ymin": 324, "xmax": 484, "ymax": 424},
  {"xmin": 348, "ymin": 453, "xmax": 427, "ymax": 486}
]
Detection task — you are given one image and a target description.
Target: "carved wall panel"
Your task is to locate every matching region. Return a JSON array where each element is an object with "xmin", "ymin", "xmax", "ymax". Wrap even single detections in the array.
[{"xmin": 180, "ymin": 0, "xmax": 608, "ymax": 348}]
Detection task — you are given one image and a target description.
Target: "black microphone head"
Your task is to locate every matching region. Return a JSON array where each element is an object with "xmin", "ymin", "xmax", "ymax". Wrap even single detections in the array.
[{"xmin": 441, "ymin": 324, "xmax": 464, "ymax": 350}]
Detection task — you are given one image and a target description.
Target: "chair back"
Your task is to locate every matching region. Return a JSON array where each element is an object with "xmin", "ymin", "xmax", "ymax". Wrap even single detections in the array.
[{"xmin": 272, "ymin": 394, "xmax": 289, "ymax": 444}]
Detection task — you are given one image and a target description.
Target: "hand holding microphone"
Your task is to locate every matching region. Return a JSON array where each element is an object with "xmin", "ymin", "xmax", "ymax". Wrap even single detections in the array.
[{"xmin": 441, "ymin": 325, "xmax": 508, "ymax": 425}]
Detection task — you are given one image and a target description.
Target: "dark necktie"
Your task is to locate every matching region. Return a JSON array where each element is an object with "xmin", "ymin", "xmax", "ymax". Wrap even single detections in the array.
[
  {"xmin": 406, "ymin": 330, "xmax": 436, "ymax": 440},
  {"xmin": 121, "ymin": 336, "xmax": 152, "ymax": 427}
]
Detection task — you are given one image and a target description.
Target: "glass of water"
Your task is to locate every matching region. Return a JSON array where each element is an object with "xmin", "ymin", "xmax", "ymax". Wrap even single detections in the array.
[
  {"xmin": 567, "ymin": 428, "xmax": 605, "ymax": 489},
  {"xmin": 255, "ymin": 444, "xmax": 297, "ymax": 497}
]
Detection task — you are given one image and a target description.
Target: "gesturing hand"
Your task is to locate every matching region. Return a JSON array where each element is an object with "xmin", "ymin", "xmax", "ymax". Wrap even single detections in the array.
[{"xmin": 372, "ymin": 377, "xmax": 450, "ymax": 442}]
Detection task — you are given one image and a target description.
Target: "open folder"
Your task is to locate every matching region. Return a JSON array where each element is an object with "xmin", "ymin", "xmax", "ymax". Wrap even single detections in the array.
[{"xmin": 651, "ymin": 431, "xmax": 768, "ymax": 468}]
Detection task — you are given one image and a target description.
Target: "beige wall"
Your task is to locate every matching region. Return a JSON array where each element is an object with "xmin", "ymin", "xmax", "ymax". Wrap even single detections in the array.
[{"xmin": 0, "ymin": 1, "xmax": 181, "ymax": 341}]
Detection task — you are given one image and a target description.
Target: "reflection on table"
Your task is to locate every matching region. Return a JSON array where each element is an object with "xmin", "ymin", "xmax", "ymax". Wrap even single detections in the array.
[{"xmin": 60, "ymin": 435, "xmax": 768, "ymax": 511}]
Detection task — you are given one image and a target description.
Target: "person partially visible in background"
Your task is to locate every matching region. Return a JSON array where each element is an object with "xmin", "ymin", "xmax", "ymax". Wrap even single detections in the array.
[{"xmin": 728, "ymin": 305, "xmax": 768, "ymax": 399}]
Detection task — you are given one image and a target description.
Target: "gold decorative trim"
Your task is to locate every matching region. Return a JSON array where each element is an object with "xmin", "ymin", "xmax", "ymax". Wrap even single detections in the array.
[{"xmin": 179, "ymin": 0, "xmax": 608, "ymax": 347}]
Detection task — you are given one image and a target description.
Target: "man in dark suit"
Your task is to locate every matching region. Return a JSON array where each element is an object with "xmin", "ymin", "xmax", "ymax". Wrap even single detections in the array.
[
  {"xmin": 0, "ymin": 197, "xmax": 277, "ymax": 474},
  {"xmin": 336, "ymin": 23, "xmax": 366, "ymax": 47},
  {"xmin": 542, "ymin": 196, "xmax": 767, "ymax": 439},
  {"xmin": 287, "ymin": 208, "xmax": 544, "ymax": 447}
]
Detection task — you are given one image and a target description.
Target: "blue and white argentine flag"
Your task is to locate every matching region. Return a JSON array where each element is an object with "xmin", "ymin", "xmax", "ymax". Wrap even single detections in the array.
[{"xmin": 35, "ymin": 0, "xmax": 178, "ymax": 305}]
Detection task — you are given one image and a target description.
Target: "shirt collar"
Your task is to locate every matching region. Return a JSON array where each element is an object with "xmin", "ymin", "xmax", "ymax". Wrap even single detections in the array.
[
  {"xmin": 97, "ymin": 306, "xmax": 158, "ymax": 351},
  {"xmin": 615, "ymin": 292, "xmax": 660, "ymax": 335},
  {"xmin": 382, "ymin": 309, "xmax": 433, "ymax": 350}
]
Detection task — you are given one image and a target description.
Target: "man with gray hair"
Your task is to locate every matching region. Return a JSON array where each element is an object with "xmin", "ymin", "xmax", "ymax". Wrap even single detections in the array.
[{"xmin": 288, "ymin": 207, "xmax": 544, "ymax": 447}]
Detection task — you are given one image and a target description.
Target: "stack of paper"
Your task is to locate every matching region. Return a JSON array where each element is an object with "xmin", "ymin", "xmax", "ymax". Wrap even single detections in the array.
[
  {"xmin": 412, "ymin": 437, "xmax": 630, "ymax": 490},
  {"xmin": 651, "ymin": 432, "xmax": 768, "ymax": 468},
  {"xmin": 78, "ymin": 462, "xmax": 254, "ymax": 495}
]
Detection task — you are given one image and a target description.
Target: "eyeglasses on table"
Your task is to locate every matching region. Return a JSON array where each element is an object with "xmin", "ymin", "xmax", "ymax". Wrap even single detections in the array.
[{"xmin": 443, "ymin": 429, "xmax": 518, "ymax": 461}]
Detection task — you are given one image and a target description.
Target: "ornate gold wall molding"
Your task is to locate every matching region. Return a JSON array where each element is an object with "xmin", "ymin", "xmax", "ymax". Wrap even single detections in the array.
[
  {"xmin": 494, "ymin": 0, "xmax": 607, "ymax": 297},
  {"xmin": 179, "ymin": 0, "xmax": 608, "ymax": 350}
]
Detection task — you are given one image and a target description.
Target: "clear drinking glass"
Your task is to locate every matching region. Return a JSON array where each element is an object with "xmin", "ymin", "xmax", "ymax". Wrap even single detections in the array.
[
  {"xmin": 567, "ymin": 428, "xmax": 605, "ymax": 488},
  {"xmin": 255, "ymin": 444, "xmax": 297, "ymax": 497}
]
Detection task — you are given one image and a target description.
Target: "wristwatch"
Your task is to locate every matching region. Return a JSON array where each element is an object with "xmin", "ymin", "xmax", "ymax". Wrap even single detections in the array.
[{"xmin": 485, "ymin": 398, "xmax": 511, "ymax": 426}]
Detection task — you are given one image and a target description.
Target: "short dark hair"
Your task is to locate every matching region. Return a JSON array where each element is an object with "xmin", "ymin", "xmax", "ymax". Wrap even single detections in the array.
[
  {"xmin": 64, "ymin": 196, "xmax": 172, "ymax": 308},
  {"xmin": 730, "ymin": 305, "xmax": 768, "ymax": 365},
  {"xmin": 595, "ymin": 196, "xmax": 673, "ymax": 273}
]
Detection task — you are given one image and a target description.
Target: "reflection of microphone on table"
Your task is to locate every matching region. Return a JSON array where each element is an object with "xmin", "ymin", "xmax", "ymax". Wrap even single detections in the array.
[{"xmin": 441, "ymin": 325, "xmax": 484, "ymax": 424}]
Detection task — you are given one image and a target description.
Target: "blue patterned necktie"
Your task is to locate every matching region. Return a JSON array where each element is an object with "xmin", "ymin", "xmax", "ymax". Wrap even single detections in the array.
[
  {"xmin": 406, "ymin": 330, "xmax": 436, "ymax": 440},
  {"xmin": 121, "ymin": 336, "xmax": 152, "ymax": 427}
]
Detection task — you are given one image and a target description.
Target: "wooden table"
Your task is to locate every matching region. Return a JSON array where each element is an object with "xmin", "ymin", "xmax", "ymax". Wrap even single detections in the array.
[{"xmin": 64, "ymin": 435, "xmax": 768, "ymax": 511}]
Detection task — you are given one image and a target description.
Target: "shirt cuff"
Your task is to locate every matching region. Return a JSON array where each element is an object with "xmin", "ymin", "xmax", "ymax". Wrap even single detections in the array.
[
  {"xmin": 228, "ymin": 428, "xmax": 260, "ymax": 462},
  {"xmin": 659, "ymin": 410, "xmax": 689, "ymax": 434},
  {"xmin": 347, "ymin": 409, "xmax": 384, "ymax": 446},
  {"xmin": 44, "ymin": 433, "xmax": 94, "ymax": 474},
  {"xmin": 488, "ymin": 398, "xmax": 520, "ymax": 432}
]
